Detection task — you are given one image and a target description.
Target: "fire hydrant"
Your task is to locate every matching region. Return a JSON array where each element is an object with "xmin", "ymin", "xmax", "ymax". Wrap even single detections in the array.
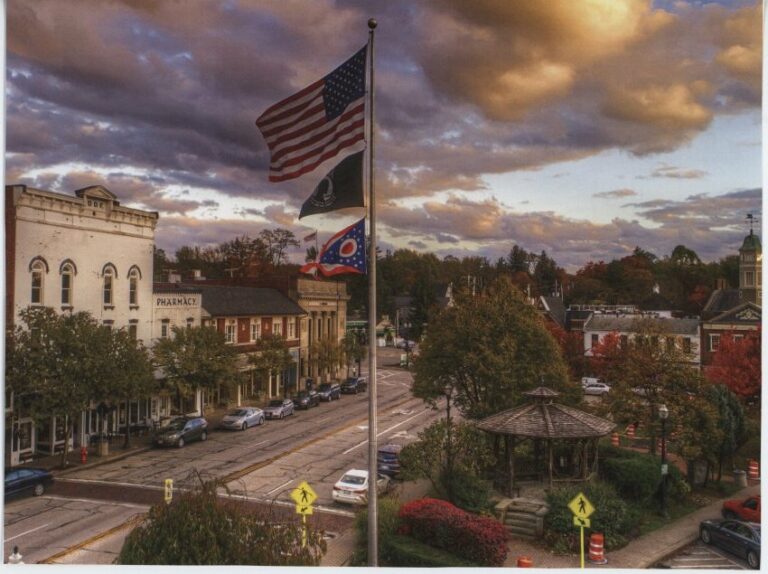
[
  {"xmin": 8, "ymin": 545, "xmax": 24, "ymax": 564},
  {"xmin": 80, "ymin": 446, "xmax": 88, "ymax": 465}
]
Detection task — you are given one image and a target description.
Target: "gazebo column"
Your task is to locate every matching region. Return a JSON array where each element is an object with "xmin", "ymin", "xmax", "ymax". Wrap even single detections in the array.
[
  {"xmin": 506, "ymin": 435, "xmax": 516, "ymax": 497},
  {"xmin": 548, "ymin": 439, "xmax": 554, "ymax": 488}
]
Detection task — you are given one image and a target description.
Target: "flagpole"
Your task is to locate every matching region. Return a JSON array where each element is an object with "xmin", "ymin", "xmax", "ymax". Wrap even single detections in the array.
[{"xmin": 366, "ymin": 17, "xmax": 379, "ymax": 568}]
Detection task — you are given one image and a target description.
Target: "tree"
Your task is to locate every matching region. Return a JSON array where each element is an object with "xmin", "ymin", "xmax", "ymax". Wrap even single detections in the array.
[
  {"xmin": 705, "ymin": 329, "xmax": 761, "ymax": 401},
  {"xmin": 412, "ymin": 276, "xmax": 575, "ymax": 420},
  {"xmin": 260, "ymin": 228, "xmax": 300, "ymax": 267},
  {"xmin": 341, "ymin": 331, "xmax": 367, "ymax": 377},
  {"xmin": 7, "ymin": 308, "xmax": 116, "ymax": 467},
  {"xmin": 249, "ymin": 334, "xmax": 294, "ymax": 398},
  {"xmin": 118, "ymin": 474, "xmax": 325, "ymax": 565},
  {"xmin": 309, "ymin": 338, "xmax": 343, "ymax": 383},
  {"xmin": 218, "ymin": 235, "xmax": 269, "ymax": 277},
  {"xmin": 152, "ymin": 326, "xmax": 238, "ymax": 416}
]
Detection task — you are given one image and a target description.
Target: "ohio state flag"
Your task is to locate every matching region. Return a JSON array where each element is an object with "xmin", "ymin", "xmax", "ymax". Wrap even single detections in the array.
[{"xmin": 299, "ymin": 218, "xmax": 366, "ymax": 277}]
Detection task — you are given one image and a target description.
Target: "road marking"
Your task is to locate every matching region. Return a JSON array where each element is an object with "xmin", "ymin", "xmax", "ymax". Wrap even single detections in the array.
[
  {"xmin": 42, "ymin": 495, "xmax": 149, "ymax": 509},
  {"xmin": 343, "ymin": 410, "xmax": 427, "ymax": 455},
  {"xmin": 252, "ymin": 440, "xmax": 269, "ymax": 447},
  {"xmin": 5, "ymin": 523, "xmax": 50, "ymax": 543},
  {"xmin": 57, "ymin": 477, "xmax": 164, "ymax": 491},
  {"xmin": 267, "ymin": 479, "xmax": 294, "ymax": 495},
  {"xmin": 357, "ymin": 425, "xmax": 368, "ymax": 431},
  {"xmin": 38, "ymin": 513, "xmax": 145, "ymax": 564}
]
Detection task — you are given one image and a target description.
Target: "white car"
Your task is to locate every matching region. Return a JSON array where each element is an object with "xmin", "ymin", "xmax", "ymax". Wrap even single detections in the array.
[
  {"xmin": 332, "ymin": 469, "xmax": 391, "ymax": 505},
  {"xmin": 584, "ymin": 382, "xmax": 611, "ymax": 396}
]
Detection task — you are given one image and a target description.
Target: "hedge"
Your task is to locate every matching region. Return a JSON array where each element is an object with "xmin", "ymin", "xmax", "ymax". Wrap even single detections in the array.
[
  {"xmin": 599, "ymin": 444, "xmax": 688, "ymax": 501},
  {"xmin": 385, "ymin": 535, "xmax": 477, "ymax": 567},
  {"xmin": 398, "ymin": 498, "xmax": 508, "ymax": 566}
]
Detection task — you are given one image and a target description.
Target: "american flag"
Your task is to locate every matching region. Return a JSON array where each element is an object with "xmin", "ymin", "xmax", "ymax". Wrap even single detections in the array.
[{"xmin": 256, "ymin": 46, "xmax": 367, "ymax": 183}]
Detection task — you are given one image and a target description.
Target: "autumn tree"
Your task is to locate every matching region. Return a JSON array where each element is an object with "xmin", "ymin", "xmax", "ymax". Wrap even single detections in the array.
[
  {"xmin": 705, "ymin": 329, "xmax": 761, "ymax": 402},
  {"xmin": 413, "ymin": 276, "xmax": 576, "ymax": 420},
  {"xmin": 341, "ymin": 331, "xmax": 367, "ymax": 377},
  {"xmin": 309, "ymin": 337, "xmax": 343, "ymax": 383},
  {"xmin": 249, "ymin": 334, "xmax": 294, "ymax": 397},
  {"xmin": 152, "ymin": 326, "xmax": 239, "ymax": 415}
]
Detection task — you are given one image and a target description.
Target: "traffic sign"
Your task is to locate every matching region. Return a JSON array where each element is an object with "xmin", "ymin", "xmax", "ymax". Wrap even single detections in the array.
[
  {"xmin": 164, "ymin": 478, "xmax": 173, "ymax": 504},
  {"xmin": 296, "ymin": 505, "xmax": 314, "ymax": 515},
  {"xmin": 573, "ymin": 516, "xmax": 591, "ymax": 528},
  {"xmin": 290, "ymin": 481, "xmax": 317, "ymax": 506},
  {"xmin": 568, "ymin": 492, "xmax": 595, "ymax": 519}
]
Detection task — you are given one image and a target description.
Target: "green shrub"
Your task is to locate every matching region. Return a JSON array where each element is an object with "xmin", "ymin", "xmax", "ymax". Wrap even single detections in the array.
[
  {"xmin": 602, "ymin": 456, "xmax": 660, "ymax": 500},
  {"xmin": 545, "ymin": 482, "xmax": 638, "ymax": 551},
  {"xmin": 439, "ymin": 467, "xmax": 493, "ymax": 513},
  {"xmin": 385, "ymin": 535, "xmax": 477, "ymax": 567},
  {"xmin": 352, "ymin": 497, "xmax": 402, "ymax": 566}
]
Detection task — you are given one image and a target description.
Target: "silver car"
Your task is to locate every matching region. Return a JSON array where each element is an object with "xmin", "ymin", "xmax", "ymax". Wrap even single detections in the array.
[
  {"xmin": 219, "ymin": 407, "xmax": 265, "ymax": 431},
  {"xmin": 263, "ymin": 398, "xmax": 295, "ymax": 420}
]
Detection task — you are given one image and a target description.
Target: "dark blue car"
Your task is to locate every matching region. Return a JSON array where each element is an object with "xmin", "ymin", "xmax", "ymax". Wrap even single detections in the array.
[
  {"xmin": 341, "ymin": 377, "xmax": 367, "ymax": 395},
  {"xmin": 5, "ymin": 468, "xmax": 53, "ymax": 499},
  {"xmin": 700, "ymin": 519, "xmax": 760, "ymax": 569}
]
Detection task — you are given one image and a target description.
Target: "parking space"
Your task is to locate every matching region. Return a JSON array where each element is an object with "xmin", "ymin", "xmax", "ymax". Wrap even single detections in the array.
[{"xmin": 662, "ymin": 540, "xmax": 749, "ymax": 569}]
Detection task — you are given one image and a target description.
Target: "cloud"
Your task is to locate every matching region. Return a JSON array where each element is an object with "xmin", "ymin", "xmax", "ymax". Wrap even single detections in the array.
[
  {"xmin": 593, "ymin": 188, "xmax": 638, "ymax": 199},
  {"xmin": 648, "ymin": 164, "xmax": 708, "ymax": 179}
]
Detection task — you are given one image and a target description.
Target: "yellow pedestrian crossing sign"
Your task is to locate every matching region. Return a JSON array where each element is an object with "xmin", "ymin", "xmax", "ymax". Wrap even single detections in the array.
[
  {"xmin": 290, "ymin": 481, "xmax": 317, "ymax": 507},
  {"xmin": 296, "ymin": 504, "xmax": 314, "ymax": 515},
  {"xmin": 568, "ymin": 492, "xmax": 595, "ymax": 519}
]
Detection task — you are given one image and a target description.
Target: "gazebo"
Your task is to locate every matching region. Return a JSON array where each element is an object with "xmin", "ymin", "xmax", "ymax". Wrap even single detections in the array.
[{"xmin": 476, "ymin": 387, "xmax": 615, "ymax": 496}]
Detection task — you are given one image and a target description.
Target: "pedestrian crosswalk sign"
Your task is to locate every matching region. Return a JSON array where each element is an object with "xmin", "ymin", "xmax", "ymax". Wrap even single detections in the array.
[
  {"xmin": 573, "ymin": 516, "xmax": 591, "ymax": 528},
  {"xmin": 296, "ymin": 504, "xmax": 314, "ymax": 515},
  {"xmin": 568, "ymin": 492, "xmax": 595, "ymax": 519},
  {"xmin": 291, "ymin": 481, "xmax": 317, "ymax": 506}
]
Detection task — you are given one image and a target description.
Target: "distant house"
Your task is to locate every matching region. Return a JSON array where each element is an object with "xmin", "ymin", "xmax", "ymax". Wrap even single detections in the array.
[
  {"xmin": 392, "ymin": 283, "xmax": 454, "ymax": 336},
  {"xmin": 583, "ymin": 314, "xmax": 701, "ymax": 367}
]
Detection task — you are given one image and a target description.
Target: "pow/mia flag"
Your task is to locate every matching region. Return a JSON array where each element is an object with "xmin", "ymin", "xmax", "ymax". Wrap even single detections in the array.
[{"xmin": 299, "ymin": 151, "xmax": 364, "ymax": 219}]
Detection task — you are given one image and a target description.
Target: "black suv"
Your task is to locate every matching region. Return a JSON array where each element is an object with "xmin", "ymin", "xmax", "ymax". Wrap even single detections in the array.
[
  {"xmin": 341, "ymin": 377, "xmax": 367, "ymax": 394},
  {"xmin": 317, "ymin": 383, "xmax": 341, "ymax": 401},
  {"xmin": 294, "ymin": 390, "xmax": 320, "ymax": 409},
  {"xmin": 153, "ymin": 416, "xmax": 208, "ymax": 448}
]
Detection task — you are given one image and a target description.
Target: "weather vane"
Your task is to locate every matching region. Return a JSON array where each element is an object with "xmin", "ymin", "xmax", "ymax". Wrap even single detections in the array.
[{"xmin": 745, "ymin": 213, "xmax": 758, "ymax": 236}]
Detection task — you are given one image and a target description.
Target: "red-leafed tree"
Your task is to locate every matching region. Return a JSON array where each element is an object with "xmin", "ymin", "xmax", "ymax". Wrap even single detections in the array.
[
  {"xmin": 706, "ymin": 328, "xmax": 761, "ymax": 401},
  {"xmin": 544, "ymin": 322, "xmax": 589, "ymax": 379}
]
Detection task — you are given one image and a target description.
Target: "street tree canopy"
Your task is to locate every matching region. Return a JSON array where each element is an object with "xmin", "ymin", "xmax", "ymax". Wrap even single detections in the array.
[
  {"xmin": 250, "ymin": 334, "xmax": 294, "ymax": 395},
  {"xmin": 412, "ymin": 276, "xmax": 575, "ymax": 419}
]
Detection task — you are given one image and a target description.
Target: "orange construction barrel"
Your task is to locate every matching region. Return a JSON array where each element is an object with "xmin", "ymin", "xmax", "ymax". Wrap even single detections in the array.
[
  {"xmin": 611, "ymin": 432, "xmax": 620, "ymax": 447},
  {"xmin": 748, "ymin": 459, "xmax": 759, "ymax": 480},
  {"xmin": 517, "ymin": 556, "xmax": 533, "ymax": 567},
  {"xmin": 588, "ymin": 532, "xmax": 608, "ymax": 564}
]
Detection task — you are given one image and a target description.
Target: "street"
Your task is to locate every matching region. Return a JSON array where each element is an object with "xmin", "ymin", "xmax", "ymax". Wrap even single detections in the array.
[
  {"xmin": 4, "ymin": 354, "xmax": 444, "ymax": 564},
  {"xmin": 661, "ymin": 540, "xmax": 750, "ymax": 570}
]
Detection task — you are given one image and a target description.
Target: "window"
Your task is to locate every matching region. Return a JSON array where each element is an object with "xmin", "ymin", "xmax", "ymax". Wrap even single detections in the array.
[
  {"xmin": 709, "ymin": 333, "xmax": 721, "ymax": 352},
  {"xmin": 590, "ymin": 334, "xmax": 599, "ymax": 348},
  {"xmin": 103, "ymin": 267, "xmax": 115, "ymax": 306},
  {"xmin": 128, "ymin": 268, "xmax": 139, "ymax": 306},
  {"xmin": 225, "ymin": 322, "xmax": 236, "ymax": 343},
  {"xmin": 161, "ymin": 319, "xmax": 170, "ymax": 339},
  {"xmin": 273, "ymin": 318, "xmax": 283, "ymax": 337},
  {"xmin": 745, "ymin": 271, "xmax": 754, "ymax": 286},
  {"xmin": 31, "ymin": 260, "xmax": 45, "ymax": 305},
  {"xmin": 186, "ymin": 317, "xmax": 194, "ymax": 328},
  {"xmin": 103, "ymin": 320, "xmax": 114, "ymax": 332},
  {"xmin": 251, "ymin": 321, "xmax": 261, "ymax": 341},
  {"xmin": 60, "ymin": 263, "xmax": 74, "ymax": 307},
  {"xmin": 682, "ymin": 338, "xmax": 692, "ymax": 354},
  {"xmin": 288, "ymin": 319, "xmax": 295, "ymax": 339},
  {"xmin": 129, "ymin": 322, "xmax": 138, "ymax": 341}
]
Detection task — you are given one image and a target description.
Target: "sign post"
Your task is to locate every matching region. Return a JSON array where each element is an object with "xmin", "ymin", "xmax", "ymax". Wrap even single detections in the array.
[
  {"xmin": 568, "ymin": 492, "xmax": 595, "ymax": 568},
  {"xmin": 291, "ymin": 481, "xmax": 318, "ymax": 548}
]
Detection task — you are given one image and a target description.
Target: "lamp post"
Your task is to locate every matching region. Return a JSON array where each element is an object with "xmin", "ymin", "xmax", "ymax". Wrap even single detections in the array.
[{"xmin": 658, "ymin": 403, "xmax": 669, "ymax": 518}]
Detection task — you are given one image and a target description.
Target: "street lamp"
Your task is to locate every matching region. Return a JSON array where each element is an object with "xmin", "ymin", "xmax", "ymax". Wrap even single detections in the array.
[{"xmin": 658, "ymin": 403, "xmax": 669, "ymax": 518}]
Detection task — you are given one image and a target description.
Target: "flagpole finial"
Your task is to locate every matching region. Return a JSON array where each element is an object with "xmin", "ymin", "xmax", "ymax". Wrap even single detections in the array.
[{"xmin": 368, "ymin": 18, "xmax": 377, "ymax": 29}]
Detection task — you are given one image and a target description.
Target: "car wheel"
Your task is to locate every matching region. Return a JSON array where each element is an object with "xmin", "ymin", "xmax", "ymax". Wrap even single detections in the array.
[
  {"xmin": 259, "ymin": 417, "xmax": 264, "ymax": 426},
  {"xmin": 700, "ymin": 528, "xmax": 712, "ymax": 544},
  {"xmin": 201, "ymin": 431, "xmax": 207, "ymax": 441},
  {"xmin": 33, "ymin": 483, "xmax": 45, "ymax": 496},
  {"xmin": 747, "ymin": 550, "xmax": 759, "ymax": 569},
  {"xmin": 178, "ymin": 437, "xmax": 185, "ymax": 448},
  {"xmin": 242, "ymin": 422, "xmax": 247, "ymax": 431},
  {"xmin": 280, "ymin": 412, "xmax": 284, "ymax": 420}
]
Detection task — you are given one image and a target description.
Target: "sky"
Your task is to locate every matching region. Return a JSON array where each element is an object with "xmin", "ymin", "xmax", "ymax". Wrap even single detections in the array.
[{"xmin": 5, "ymin": 0, "xmax": 763, "ymax": 271}]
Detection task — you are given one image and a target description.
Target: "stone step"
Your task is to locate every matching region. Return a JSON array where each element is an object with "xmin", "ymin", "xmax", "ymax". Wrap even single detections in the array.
[{"xmin": 505, "ymin": 524, "xmax": 536, "ymax": 539}]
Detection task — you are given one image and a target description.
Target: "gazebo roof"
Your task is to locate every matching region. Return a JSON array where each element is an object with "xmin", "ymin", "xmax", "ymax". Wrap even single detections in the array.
[{"xmin": 476, "ymin": 387, "xmax": 615, "ymax": 439}]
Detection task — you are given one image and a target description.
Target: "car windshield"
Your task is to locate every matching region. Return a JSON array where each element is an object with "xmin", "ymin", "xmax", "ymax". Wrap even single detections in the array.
[
  {"xmin": 319, "ymin": 384, "xmax": 331, "ymax": 391},
  {"xmin": 268, "ymin": 400, "xmax": 284, "ymax": 407},
  {"xmin": 166, "ymin": 419, "xmax": 186, "ymax": 431},
  {"xmin": 341, "ymin": 474, "xmax": 366, "ymax": 485},
  {"xmin": 296, "ymin": 392, "xmax": 308, "ymax": 398},
  {"xmin": 230, "ymin": 409, "xmax": 249, "ymax": 417},
  {"xmin": 345, "ymin": 379, "xmax": 357, "ymax": 384}
]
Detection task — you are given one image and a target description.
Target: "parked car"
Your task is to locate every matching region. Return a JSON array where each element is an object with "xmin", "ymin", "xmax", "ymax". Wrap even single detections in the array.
[
  {"xmin": 219, "ymin": 407, "xmax": 265, "ymax": 431},
  {"xmin": 332, "ymin": 469, "xmax": 391, "ymax": 505},
  {"xmin": 581, "ymin": 376, "xmax": 604, "ymax": 388},
  {"xmin": 583, "ymin": 382, "xmax": 611, "ymax": 396},
  {"xmin": 295, "ymin": 390, "xmax": 320, "ymax": 409},
  {"xmin": 700, "ymin": 519, "xmax": 760, "ymax": 569},
  {"xmin": 5, "ymin": 468, "xmax": 53, "ymax": 499},
  {"xmin": 377, "ymin": 444, "xmax": 403, "ymax": 478},
  {"xmin": 723, "ymin": 495, "xmax": 761, "ymax": 523},
  {"xmin": 153, "ymin": 416, "xmax": 208, "ymax": 448},
  {"xmin": 341, "ymin": 377, "xmax": 368, "ymax": 394},
  {"xmin": 396, "ymin": 339, "xmax": 416, "ymax": 349},
  {"xmin": 317, "ymin": 383, "xmax": 341, "ymax": 402},
  {"xmin": 264, "ymin": 398, "xmax": 295, "ymax": 420}
]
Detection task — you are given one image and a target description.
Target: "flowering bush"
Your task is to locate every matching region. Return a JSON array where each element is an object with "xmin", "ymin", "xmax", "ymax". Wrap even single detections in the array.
[{"xmin": 398, "ymin": 498, "xmax": 508, "ymax": 566}]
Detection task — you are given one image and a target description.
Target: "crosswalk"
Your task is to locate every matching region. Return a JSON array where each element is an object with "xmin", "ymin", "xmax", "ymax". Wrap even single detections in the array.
[{"xmin": 665, "ymin": 541, "xmax": 748, "ymax": 569}]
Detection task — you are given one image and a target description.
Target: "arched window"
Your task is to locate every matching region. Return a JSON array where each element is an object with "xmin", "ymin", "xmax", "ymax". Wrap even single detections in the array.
[
  {"xmin": 102, "ymin": 264, "xmax": 117, "ymax": 307},
  {"xmin": 128, "ymin": 267, "xmax": 140, "ymax": 306},
  {"xmin": 60, "ymin": 262, "xmax": 75, "ymax": 307},
  {"xmin": 30, "ymin": 260, "xmax": 46, "ymax": 305}
]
